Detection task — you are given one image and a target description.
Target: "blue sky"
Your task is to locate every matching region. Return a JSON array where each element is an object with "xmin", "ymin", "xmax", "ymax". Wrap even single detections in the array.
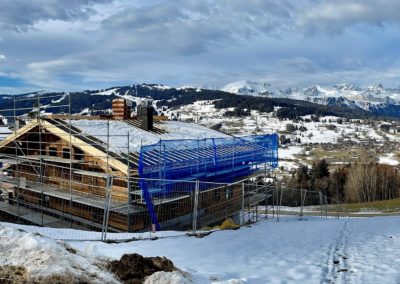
[{"xmin": 0, "ymin": 0, "xmax": 400, "ymax": 93}]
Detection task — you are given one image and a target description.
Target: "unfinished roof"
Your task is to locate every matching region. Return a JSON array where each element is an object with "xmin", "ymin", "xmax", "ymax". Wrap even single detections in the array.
[{"xmin": 67, "ymin": 119, "xmax": 230, "ymax": 154}]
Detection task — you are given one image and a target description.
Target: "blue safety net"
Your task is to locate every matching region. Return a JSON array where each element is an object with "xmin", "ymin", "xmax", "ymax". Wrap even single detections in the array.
[{"xmin": 138, "ymin": 134, "xmax": 278, "ymax": 230}]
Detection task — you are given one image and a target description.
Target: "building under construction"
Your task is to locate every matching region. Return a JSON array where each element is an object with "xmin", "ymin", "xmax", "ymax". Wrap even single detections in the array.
[{"xmin": 0, "ymin": 93, "xmax": 278, "ymax": 233}]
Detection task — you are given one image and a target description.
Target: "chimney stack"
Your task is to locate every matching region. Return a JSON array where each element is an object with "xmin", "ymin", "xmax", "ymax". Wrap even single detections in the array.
[
  {"xmin": 112, "ymin": 98, "xmax": 131, "ymax": 120},
  {"xmin": 137, "ymin": 104, "xmax": 154, "ymax": 131},
  {"xmin": 136, "ymin": 98, "xmax": 154, "ymax": 131}
]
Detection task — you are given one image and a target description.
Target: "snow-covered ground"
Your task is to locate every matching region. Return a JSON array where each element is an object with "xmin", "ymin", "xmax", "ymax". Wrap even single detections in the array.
[
  {"xmin": 69, "ymin": 216, "xmax": 400, "ymax": 283},
  {"xmin": 279, "ymin": 146, "xmax": 304, "ymax": 159},
  {"xmin": 2, "ymin": 216, "xmax": 400, "ymax": 283}
]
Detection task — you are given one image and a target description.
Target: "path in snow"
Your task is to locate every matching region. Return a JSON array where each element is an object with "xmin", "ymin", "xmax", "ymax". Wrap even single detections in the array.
[{"xmin": 322, "ymin": 219, "xmax": 352, "ymax": 283}]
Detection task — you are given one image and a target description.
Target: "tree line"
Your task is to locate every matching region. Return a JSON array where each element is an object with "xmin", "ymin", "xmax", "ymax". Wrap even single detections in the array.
[{"xmin": 289, "ymin": 155, "xmax": 400, "ymax": 204}]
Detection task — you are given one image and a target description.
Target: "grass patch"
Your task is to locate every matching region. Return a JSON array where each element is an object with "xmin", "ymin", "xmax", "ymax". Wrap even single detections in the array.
[
  {"xmin": 200, "ymin": 218, "xmax": 240, "ymax": 231},
  {"xmin": 335, "ymin": 198, "xmax": 400, "ymax": 213},
  {"xmin": 310, "ymin": 149, "xmax": 357, "ymax": 160},
  {"xmin": 299, "ymin": 148, "xmax": 363, "ymax": 165}
]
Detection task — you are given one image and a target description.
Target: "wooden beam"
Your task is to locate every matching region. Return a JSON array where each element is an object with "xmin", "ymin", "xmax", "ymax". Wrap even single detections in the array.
[
  {"xmin": 0, "ymin": 121, "xmax": 38, "ymax": 149},
  {"xmin": 41, "ymin": 119, "xmax": 129, "ymax": 175}
]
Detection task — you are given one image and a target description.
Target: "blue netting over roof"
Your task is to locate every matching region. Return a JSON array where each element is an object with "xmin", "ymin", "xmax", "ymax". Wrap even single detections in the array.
[
  {"xmin": 139, "ymin": 134, "xmax": 278, "ymax": 183},
  {"xmin": 138, "ymin": 134, "xmax": 278, "ymax": 230}
]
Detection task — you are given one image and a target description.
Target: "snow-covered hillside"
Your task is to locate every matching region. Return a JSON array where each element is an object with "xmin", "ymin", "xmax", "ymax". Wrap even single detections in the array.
[
  {"xmin": 2, "ymin": 216, "xmax": 400, "ymax": 283},
  {"xmin": 168, "ymin": 100, "xmax": 398, "ymax": 143}
]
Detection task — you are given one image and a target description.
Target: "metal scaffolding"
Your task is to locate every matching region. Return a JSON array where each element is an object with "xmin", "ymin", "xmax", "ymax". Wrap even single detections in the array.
[{"xmin": 0, "ymin": 93, "xmax": 280, "ymax": 238}]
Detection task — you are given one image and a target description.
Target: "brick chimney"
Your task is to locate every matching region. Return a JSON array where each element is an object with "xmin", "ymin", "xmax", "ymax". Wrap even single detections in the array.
[{"xmin": 112, "ymin": 98, "xmax": 131, "ymax": 120}]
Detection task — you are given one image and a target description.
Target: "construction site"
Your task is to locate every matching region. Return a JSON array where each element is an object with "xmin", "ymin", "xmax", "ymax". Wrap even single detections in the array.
[{"xmin": 0, "ymin": 93, "xmax": 279, "ymax": 236}]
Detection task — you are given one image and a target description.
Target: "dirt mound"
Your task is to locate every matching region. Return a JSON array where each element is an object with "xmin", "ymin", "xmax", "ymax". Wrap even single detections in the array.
[
  {"xmin": 107, "ymin": 253, "xmax": 176, "ymax": 283},
  {"xmin": 0, "ymin": 265, "xmax": 29, "ymax": 283}
]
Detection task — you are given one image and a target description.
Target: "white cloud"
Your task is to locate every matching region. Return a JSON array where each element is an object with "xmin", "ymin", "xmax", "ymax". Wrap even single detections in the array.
[
  {"xmin": 1, "ymin": 0, "xmax": 400, "ymax": 92},
  {"xmin": 296, "ymin": 0, "xmax": 400, "ymax": 34},
  {"xmin": 0, "ymin": 54, "xmax": 6, "ymax": 60}
]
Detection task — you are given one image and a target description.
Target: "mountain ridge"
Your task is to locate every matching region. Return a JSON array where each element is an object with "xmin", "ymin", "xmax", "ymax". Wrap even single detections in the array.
[{"xmin": 0, "ymin": 82, "xmax": 397, "ymax": 120}]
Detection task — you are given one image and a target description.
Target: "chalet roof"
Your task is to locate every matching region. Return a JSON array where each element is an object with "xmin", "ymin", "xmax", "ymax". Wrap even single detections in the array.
[
  {"xmin": 67, "ymin": 119, "xmax": 230, "ymax": 154},
  {"xmin": 0, "ymin": 117, "xmax": 230, "ymax": 174}
]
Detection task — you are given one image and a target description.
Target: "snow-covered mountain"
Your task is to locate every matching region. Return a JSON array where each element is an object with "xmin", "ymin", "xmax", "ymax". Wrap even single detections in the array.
[
  {"xmin": 3, "ymin": 81, "xmax": 400, "ymax": 120},
  {"xmin": 222, "ymin": 80, "xmax": 276, "ymax": 96},
  {"xmin": 222, "ymin": 80, "xmax": 400, "ymax": 114}
]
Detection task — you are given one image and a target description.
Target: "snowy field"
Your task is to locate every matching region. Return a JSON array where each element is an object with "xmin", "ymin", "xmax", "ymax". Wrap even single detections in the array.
[
  {"xmin": 70, "ymin": 216, "xmax": 400, "ymax": 283},
  {"xmin": 2, "ymin": 216, "xmax": 400, "ymax": 283}
]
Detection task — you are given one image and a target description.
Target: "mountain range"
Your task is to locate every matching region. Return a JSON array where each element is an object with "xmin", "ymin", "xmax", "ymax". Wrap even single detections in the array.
[
  {"xmin": 221, "ymin": 80, "xmax": 400, "ymax": 117},
  {"xmin": 1, "ymin": 82, "xmax": 400, "ymax": 120}
]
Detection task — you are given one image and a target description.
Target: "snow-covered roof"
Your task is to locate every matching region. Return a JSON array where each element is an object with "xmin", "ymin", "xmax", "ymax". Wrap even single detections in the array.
[
  {"xmin": 68, "ymin": 119, "xmax": 230, "ymax": 153},
  {"xmin": 0, "ymin": 126, "xmax": 12, "ymax": 141}
]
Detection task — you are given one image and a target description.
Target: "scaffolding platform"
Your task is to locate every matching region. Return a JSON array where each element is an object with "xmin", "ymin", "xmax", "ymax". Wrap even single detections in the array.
[
  {"xmin": 0, "ymin": 175, "xmax": 142, "ymax": 214},
  {"xmin": 0, "ymin": 201, "xmax": 86, "ymax": 229}
]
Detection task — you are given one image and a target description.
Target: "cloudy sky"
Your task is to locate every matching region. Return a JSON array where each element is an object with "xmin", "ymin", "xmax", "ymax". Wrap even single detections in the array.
[{"xmin": 0, "ymin": 0, "xmax": 400, "ymax": 93}]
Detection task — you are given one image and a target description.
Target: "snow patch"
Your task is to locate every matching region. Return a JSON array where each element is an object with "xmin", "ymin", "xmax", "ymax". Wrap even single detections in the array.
[{"xmin": 378, "ymin": 153, "xmax": 399, "ymax": 166}]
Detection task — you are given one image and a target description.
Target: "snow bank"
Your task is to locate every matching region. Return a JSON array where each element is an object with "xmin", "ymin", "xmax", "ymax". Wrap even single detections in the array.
[{"xmin": 0, "ymin": 225, "xmax": 118, "ymax": 283}]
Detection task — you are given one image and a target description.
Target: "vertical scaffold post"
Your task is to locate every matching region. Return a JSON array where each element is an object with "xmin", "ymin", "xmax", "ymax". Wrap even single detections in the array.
[
  {"xmin": 277, "ymin": 186, "xmax": 283, "ymax": 222},
  {"xmin": 192, "ymin": 180, "xmax": 200, "ymax": 234},
  {"xmin": 196, "ymin": 139, "xmax": 200, "ymax": 176},
  {"xmin": 265, "ymin": 183, "xmax": 268, "ymax": 219},
  {"xmin": 272, "ymin": 185, "xmax": 275, "ymax": 219},
  {"xmin": 319, "ymin": 191, "xmax": 323, "ymax": 218},
  {"xmin": 126, "ymin": 132, "xmax": 131, "ymax": 231},
  {"xmin": 37, "ymin": 94, "xmax": 44, "ymax": 226},
  {"xmin": 13, "ymin": 96, "xmax": 20, "ymax": 222},
  {"xmin": 241, "ymin": 182, "xmax": 245, "ymax": 225},
  {"xmin": 68, "ymin": 93, "xmax": 73, "ymax": 228},
  {"xmin": 300, "ymin": 189, "xmax": 303, "ymax": 220},
  {"xmin": 101, "ymin": 174, "xmax": 114, "ymax": 241}
]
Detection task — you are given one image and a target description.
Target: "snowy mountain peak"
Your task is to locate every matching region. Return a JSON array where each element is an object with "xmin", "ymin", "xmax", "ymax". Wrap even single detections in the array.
[
  {"xmin": 221, "ymin": 80, "xmax": 274, "ymax": 96},
  {"xmin": 303, "ymin": 85, "xmax": 327, "ymax": 97},
  {"xmin": 333, "ymin": 83, "xmax": 360, "ymax": 91},
  {"xmin": 366, "ymin": 84, "xmax": 385, "ymax": 93}
]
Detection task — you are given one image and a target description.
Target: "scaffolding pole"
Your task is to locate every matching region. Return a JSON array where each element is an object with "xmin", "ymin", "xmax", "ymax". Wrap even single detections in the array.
[{"xmin": 68, "ymin": 93, "xmax": 73, "ymax": 228}]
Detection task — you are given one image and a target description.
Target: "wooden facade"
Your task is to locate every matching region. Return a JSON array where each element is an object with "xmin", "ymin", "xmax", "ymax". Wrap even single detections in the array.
[{"xmin": 0, "ymin": 118, "xmax": 248, "ymax": 232}]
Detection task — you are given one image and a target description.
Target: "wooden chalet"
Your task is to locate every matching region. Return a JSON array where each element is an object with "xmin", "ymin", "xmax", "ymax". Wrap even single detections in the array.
[{"xmin": 0, "ymin": 99, "xmax": 258, "ymax": 232}]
